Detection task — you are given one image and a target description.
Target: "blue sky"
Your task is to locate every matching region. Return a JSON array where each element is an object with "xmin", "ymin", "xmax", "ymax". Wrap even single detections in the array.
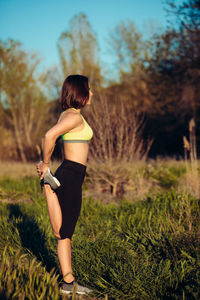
[{"xmin": 0, "ymin": 0, "xmax": 176, "ymax": 72}]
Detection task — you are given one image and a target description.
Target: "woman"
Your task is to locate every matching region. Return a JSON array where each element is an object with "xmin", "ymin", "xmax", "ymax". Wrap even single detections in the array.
[{"xmin": 36, "ymin": 75, "xmax": 93, "ymax": 295}]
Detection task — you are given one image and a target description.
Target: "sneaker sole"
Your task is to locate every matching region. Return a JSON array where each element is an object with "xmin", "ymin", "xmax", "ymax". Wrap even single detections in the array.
[
  {"xmin": 44, "ymin": 176, "xmax": 60, "ymax": 187},
  {"xmin": 60, "ymin": 289, "xmax": 87, "ymax": 295},
  {"xmin": 43, "ymin": 169, "xmax": 61, "ymax": 190}
]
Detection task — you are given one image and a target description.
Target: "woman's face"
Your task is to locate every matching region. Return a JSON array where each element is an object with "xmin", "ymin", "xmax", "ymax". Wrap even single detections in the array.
[{"xmin": 86, "ymin": 87, "xmax": 93, "ymax": 105}]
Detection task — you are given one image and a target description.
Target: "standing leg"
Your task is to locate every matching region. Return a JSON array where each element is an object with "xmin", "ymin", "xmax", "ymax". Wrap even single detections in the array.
[
  {"xmin": 44, "ymin": 185, "xmax": 75, "ymax": 283},
  {"xmin": 57, "ymin": 238, "xmax": 75, "ymax": 283}
]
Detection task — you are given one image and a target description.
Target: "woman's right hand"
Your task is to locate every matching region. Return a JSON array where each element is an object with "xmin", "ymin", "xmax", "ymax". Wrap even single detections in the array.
[{"xmin": 36, "ymin": 161, "xmax": 48, "ymax": 180}]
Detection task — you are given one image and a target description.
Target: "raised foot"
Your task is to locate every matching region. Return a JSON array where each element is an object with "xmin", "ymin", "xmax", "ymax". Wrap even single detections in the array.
[{"xmin": 41, "ymin": 168, "xmax": 61, "ymax": 190}]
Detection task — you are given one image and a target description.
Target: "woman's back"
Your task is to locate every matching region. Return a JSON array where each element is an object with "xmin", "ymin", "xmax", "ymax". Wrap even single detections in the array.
[{"xmin": 58, "ymin": 108, "xmax": 92, "ymax": 165}]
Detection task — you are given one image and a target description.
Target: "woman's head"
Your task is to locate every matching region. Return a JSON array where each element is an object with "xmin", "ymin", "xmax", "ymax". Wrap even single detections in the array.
[{"xmin": 60, "ymin": 75, "xmax": 91, "ymax": 110}]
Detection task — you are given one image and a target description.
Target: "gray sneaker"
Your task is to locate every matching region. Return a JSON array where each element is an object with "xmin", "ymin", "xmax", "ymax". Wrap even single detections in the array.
[
  {"xmin": 60, "ymin": 280, "xmax": 93, "ymax": 295},
  {"xmin": 41, "ymin": 168, "xmax": 61, "ymax": 190}
]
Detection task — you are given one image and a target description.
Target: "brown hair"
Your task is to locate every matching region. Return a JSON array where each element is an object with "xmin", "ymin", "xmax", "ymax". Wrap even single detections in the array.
[{"xmin": 60, "ymin": 75, "xmax": 90, "ymax": 110}]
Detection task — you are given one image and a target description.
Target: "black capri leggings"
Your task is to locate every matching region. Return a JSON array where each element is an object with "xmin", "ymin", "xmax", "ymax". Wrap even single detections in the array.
[{"xmin": 54, "ymin": 159, "xmax": 86, "ymax": 240}]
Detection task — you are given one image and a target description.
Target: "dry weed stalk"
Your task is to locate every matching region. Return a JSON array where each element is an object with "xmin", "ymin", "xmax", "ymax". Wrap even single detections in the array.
[
  {"xmin": 181, "ymin": 118, "xmax": 200, "ymax": 198},
  {"xmin": 166, "ymin": 193, "xmax": 200, "ymax": 236}
]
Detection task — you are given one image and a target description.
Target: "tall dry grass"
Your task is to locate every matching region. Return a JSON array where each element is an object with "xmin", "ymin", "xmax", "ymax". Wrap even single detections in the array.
[
  {"xmin": 1, "ymin": 117, "xmax": 200, "ymax": 203},
  {"xmin": 85, "ymin": 159, "xmax": 161, "ymax": 202},
  {"xmin": 0, "ymin": 160, "xmax": 60, "ymax": 179},
  {"xmin": 178, "ymin": 118, "xmax": 200, "ymax": 199},
  {"xmin": 1, "ymin": 157, "xmax": 199, "ymax": 203}
]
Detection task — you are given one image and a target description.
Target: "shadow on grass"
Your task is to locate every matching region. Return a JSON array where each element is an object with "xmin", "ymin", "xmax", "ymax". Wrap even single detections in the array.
[{"xmin": 8, "ymin": 204, "xmax": 58, "ymax": 274}]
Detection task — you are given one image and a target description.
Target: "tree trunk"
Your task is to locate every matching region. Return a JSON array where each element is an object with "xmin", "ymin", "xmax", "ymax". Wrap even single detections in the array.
[{"xmin": 12, "ymin": 110, "xmax": 27, "ymax": 162}]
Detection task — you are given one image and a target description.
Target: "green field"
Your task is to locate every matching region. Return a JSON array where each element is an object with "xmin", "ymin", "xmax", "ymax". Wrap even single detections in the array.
[{"xmin": 0, "ymin": 161, "xmax": 200, "ymax": 299}]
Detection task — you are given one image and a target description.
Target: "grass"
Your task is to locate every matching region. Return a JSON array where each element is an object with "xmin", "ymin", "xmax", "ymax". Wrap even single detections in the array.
[{"xmin": 0, "ymin": 159, "xmax": 200, "ymax": 299}]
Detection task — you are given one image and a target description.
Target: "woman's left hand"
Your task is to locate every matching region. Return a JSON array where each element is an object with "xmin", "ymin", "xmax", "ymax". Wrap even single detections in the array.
[{"xmin": 36, "ymin": 161, "xmax": 48, "ymax": 180}]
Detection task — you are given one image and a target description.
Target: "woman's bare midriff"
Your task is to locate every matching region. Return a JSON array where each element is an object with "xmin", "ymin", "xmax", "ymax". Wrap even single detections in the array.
[{"xmin": 63, "ymin": 143, "xmax": 89, "ymax": 166}]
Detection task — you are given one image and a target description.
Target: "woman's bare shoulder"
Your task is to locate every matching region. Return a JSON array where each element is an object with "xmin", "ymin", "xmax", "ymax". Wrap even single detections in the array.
[
  {"xmin": 57, "ymin": 109, "xmax": 81, "ymax": 124},
  {"xmin": 45, "ymin": 109, "xmax": 82, "ymax": 140}
]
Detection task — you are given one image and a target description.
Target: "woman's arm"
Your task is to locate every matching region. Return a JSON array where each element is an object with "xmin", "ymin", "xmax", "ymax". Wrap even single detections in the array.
[
  {"xmin": 38, "ymin": 111, "xmax": 82, "ymax": 179},
  {"xmin": 42, "ymin": 135, "xmax": 56, "ymax": 165}
]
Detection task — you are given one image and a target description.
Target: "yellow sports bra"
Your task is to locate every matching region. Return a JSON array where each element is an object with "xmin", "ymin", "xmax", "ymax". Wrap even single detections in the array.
[{"xmin": 61, "ymin": 108, "xmax": 93, "ymax": 143}]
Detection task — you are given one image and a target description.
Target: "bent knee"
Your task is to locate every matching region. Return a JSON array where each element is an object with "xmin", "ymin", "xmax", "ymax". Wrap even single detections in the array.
[{"xmin": 53, "ymin": 230, "xmax": 61, "ymax": 239}]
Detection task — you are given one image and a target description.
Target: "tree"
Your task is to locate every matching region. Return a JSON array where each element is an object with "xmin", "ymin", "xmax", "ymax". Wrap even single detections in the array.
[
  {"xmin": 108, "ymin": 5, "xmax": 200, "ymax": 157},
  {"xmin": 109, "ymin": 20, "xmax": 148, "ymax": 74},
  {"xmin": 57, "ymin": 13, "xmax": 102, "ymax": 88},
  {"xmin": 165, "ymin": 0, "xmax": 200, "ymax": 118},
  {"xmin": 108, "ymin": 20, "xmax": 154, "ymax": 114},
  {"xmin": 0, "ymin": 39, "xmax": 49, "ymax": 161},
  {"xmin": 136, "ymin": 0, "xmax": 200, "ymax": 157}
]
